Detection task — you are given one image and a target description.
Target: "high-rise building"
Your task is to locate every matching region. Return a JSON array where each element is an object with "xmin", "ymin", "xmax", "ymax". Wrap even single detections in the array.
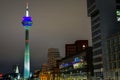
[
  {"xmin": 21, "ymin": 0, "xmax": 33, "ymax": 79},
  {"xmin": 48, "ymin": 48, "xmax": 60, "ymax": 68},
  {"xmin": 107, "ymin": 32, "xmax": 120, "ymax": 80},
  {"xmin": 87, "ymin": 0, "xmax": 120, "ymax": 79}
]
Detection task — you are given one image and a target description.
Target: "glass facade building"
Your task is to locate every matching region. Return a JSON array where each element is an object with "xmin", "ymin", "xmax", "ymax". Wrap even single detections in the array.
[
  {"xmin": 107, "ymin": 33, "xmax": 120, "ymax": 80},
  {"xmin": 87, "ymin": 0, "xmax": 120, "ymax": 79}
]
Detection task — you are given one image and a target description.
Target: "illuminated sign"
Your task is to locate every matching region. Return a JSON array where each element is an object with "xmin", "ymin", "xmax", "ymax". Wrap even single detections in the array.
[
  {"xmin": 73, "ymin": 57, "xmax": 83, "ymax": 63},
  {"xmin": 73, "ymin": 62, "xmax": 82, "ymax": 69},
  {"xmin": 60, "ymin": 57, "xmax": 86, "ymax": 69},
  {"xmin": 74, "ymin": 57, "xmax": 80, "ymax": 62},
  {"xmin": 60, "ymin": 63, "xmax": 70, "ymax": 68},
  {"xmin": 73, "ymin": 62, "xmax": 87, "ymax": 69}
]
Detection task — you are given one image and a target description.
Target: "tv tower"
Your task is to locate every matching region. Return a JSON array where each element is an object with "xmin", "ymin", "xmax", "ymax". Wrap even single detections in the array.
[{"xmin": 22, "ymin": 0, "xmax": 32, "ymax": 79}]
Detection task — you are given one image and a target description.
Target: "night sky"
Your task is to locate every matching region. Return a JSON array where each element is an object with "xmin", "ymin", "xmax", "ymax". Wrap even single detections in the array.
[{"xmin": 0, "ymin": 0, "xmax": 91, "ymax": 74}]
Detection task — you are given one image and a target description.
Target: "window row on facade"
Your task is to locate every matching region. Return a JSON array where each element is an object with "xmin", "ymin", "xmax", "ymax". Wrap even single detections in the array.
[{"xmin": 109, "ymin": 61, "xmax": 120, "ymax": 69}]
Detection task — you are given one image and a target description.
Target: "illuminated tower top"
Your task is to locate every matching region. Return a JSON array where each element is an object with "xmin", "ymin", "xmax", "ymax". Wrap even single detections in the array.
[
  {"xmin": 26, "ymin": 1, "xmax": 29, "ymax": 17},
  {"xmin": 22, "ymin": 0, "xmax": 32, "ymax": 30}
]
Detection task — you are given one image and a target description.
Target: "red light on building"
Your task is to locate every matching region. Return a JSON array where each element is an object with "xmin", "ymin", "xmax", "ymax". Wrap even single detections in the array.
[{"xmin": 0, "ymin": 73, "xmax": 3, "ymax": 78}]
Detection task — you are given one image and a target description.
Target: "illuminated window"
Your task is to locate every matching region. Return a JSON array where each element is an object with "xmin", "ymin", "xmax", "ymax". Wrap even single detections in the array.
[{"xmin": 116, "ymin": 10, "xmax": 120, "ymax": 22}]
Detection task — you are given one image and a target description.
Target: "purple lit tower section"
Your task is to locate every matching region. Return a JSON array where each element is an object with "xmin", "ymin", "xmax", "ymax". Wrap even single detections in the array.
[{"xmin": 21, "ymin": 1, "xmax": 32, "ymax": 79}]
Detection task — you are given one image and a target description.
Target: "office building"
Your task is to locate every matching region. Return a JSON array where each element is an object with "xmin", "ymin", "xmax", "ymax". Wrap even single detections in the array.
[
  {"xmin": 48, "ymin": 48, "xmax": 61, "ymax": 68},
  {"xmin": 107, "ymin": 32, "xmax": 120, "ymax": 80},
  {"xmin": 65, "ymin": 40, "xmax": 88, "ymax": 57},
  {"xmin": 87, "ymin": 0, "xmax": 120, "ymax": 79}
]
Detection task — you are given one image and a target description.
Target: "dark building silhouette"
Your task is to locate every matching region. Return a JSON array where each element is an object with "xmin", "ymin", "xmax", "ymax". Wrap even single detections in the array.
[
  {"xmin": 65, "ymin": 44, "xmax": 76, "ymax": 57},
  {"xmin": 75, "ymin": 40, "xmax": 88, "ymax": 52},
  {"xmin": 65, "ymin": 40, "xmax": 88, "ymax": 57}
]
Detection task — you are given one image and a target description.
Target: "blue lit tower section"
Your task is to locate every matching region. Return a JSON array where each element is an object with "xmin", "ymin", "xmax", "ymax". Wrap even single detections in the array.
[{"xmin": 22, "ymin": 1, "xmax": 32, "ymax": 79}]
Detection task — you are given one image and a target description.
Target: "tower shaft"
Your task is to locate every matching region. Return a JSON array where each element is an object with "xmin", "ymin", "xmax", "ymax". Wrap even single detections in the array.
[{"xmin": 24, "ymin": 29, "xmax": 30, "ymax": 78}]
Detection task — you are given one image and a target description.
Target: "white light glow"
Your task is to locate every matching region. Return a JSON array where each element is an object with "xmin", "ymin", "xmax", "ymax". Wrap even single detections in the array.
[
  {"xmin": 26, "ymin": 2, "xmax": 29, "ymax": 17},
  {"xmin": 26, "ymin": 10, "xmax": 29, "ymax": 17}
]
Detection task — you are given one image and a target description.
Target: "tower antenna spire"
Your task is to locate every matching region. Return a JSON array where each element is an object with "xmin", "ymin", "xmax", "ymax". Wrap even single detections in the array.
[{"xmin": 26, "ymin": 0, "xmax": 29, "ymax": 17}]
